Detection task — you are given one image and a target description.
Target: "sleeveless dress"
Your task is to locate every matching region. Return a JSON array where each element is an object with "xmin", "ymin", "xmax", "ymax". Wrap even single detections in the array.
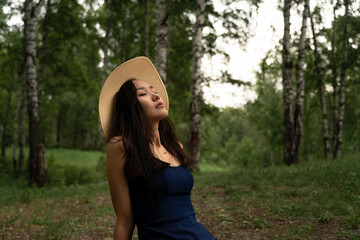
[{"xmin": 128, "ymin": 165, "xmax": 217, "ymax": 240}]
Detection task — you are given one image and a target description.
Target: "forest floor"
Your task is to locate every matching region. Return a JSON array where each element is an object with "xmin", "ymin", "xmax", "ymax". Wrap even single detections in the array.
[{"xmin": 0, "ymin": 151, "xmax": 359, "ymax": 239}]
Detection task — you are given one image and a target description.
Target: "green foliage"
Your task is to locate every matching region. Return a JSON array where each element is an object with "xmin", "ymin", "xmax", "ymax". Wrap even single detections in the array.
[
  {"xmin": 46, "ymin": 149, "xmax": 106, "ymax": 186},
  {"xmin": 200, "ymin": 49, "xmax": 284, "ymax": 169},
  {"xmin": 47, "ymin": 165, "xmax": 65, "ymax": 186},
  {"xmin": 167, "ymin": 4, "xmax": 193, "ymax": 145},
  {"xmin": 220, "ymin": 135, "xmax": 260, "ymax": 167},
  {"xmin": 63, "ymin": 165, "xmax": 91, "ymax": 185},
  {"xmin": 2, "ymin": 147, "xmax": 106, "ymax": 187},
  {"xmin": 0, "ymin": 0, "xmax": 359, "ymax": 188},
  {"xmin": 96, "ymin": 154, "xmax": 107, "ymax": 178},
  {"xmin": 28, "ymin": 0, "xmax": 103, "ymax": 150}
]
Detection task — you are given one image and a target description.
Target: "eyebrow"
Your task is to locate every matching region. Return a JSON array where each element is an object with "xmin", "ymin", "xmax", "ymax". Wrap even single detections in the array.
[{"xmin": 136, "ymin": 86, "xmax": 154, "ymax": 91}]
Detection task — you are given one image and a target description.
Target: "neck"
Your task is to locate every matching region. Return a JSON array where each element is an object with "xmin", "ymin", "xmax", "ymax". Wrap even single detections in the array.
[{"xmin": 151, "ymin": 121, "xmax": 161, "ymax": 147}]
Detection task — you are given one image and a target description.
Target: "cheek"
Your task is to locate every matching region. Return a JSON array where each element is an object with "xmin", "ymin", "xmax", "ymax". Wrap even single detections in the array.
[{"xmin": 138, "ymin": 100, "xmax": 153, "ymax": 113}]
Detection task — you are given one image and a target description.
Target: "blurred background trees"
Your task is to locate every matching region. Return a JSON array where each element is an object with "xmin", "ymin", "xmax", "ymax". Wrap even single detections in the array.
[{"xmin": 0, "ymin": 0, "xmax": 359, "ymax": 184}]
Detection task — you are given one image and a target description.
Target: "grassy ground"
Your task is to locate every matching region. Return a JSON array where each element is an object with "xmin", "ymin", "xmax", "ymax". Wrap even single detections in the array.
[{"xmin": 0, "ymin": 149, "xmax": 359, "ymax": 239}]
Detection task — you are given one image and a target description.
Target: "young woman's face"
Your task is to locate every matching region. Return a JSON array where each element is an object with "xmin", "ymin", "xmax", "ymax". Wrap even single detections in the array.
[{"xmin": 132, "ymin": 80, "xmax": 168, "ymax": 122}]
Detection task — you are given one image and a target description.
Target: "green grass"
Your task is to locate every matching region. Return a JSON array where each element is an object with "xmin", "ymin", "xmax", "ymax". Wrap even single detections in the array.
[
  {"xmin": 47, "ymin": 148, "xmax": 103, "ymax": 167},
  {"xmin": 1, "ymin": 150, "xmax": 360, "ymax": 239},
  {"xmin": 192, "ymin": 153, "xmax": 360, "ymax": 239},
  {"xmin": 3, "ymin": 147, "xmax": 103, "ymax": 169}
]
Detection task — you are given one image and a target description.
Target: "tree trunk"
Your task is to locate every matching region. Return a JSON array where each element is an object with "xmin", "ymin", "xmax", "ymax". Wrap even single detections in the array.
[
  {"xmin": 145, "ymin": 0, "xmax": 150, "ymax": 57},
  {"xmin": 308, "ymin": 0, "xmax": 330, "ymax": 159},
  {"xmin": 38, "ymin": 0, "xmax": 51, "ymax": 122},
  {"xmin": 189, "ymin": 0, "xmax": 206, "ymax": 172},
  {"xmin": 155, "ymin": 0, "xmax": 169, "ymax": 84},
  {"xmin": 331, "ymin": 4, "xmax": 338, "ymax": 157},
  {"xmin": 282, "ymin": 0, "xmax": 293, "ymax": 165},
  {"xmin": 293, "ymin": 0, "xmax": 309, "ymax": 164},
  {"xmin": 24, "ymin": 0, "xmax": 46, "ymax": 187},
  {"xmin": 1, "ymin": 72, "xmax": 16, "ymax": 159},
  {"xmin": 334, "ymin": 0, "xmax": 349, "ymax": 159}
]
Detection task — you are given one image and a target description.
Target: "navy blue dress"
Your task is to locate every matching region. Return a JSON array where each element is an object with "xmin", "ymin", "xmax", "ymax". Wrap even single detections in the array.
[{"xmin": 128, "ymin": 165, "xmax": 217, "ymax": 240}]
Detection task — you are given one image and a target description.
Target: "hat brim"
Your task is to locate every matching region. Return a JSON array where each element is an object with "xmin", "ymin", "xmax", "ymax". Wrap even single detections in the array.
[{"xmin": 99, "ymin": 56, "xmax": 169, "ymax": 140}]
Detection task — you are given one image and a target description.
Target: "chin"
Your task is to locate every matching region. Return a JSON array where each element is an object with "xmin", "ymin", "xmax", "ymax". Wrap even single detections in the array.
[
  {"xmin": 159, "ymin": 112, "xmax": 169, "ymax": 120},
  {"xmin": 153, "ymin": 111, "xmax": 168, "ymax": 121},
  {"xmin": 145, "ymin": 107, "xmax": 169, "ymax": 122}
]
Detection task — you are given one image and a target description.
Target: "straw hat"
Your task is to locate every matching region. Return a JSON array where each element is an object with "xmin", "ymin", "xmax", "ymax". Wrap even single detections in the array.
[{"xmin": 98, "ymin": 56, "xmax": 169, "ymax": 140}]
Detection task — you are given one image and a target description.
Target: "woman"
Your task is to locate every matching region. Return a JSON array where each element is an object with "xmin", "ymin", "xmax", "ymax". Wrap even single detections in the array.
[{"xmin": 99, "ymin": 57, "xmax": 216, "ymax": 240}]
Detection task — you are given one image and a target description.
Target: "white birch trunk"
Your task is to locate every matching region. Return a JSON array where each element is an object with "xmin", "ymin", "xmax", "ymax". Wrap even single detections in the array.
[
  {"xmin": 334, "ymin": 0, "xmax": 349, "ymax": 159},
  {"xmin": 282, "ymin": 0, "xmax": 293, "ymax": 165},
  {"xmin": 24, "ymin": 0, "xmax": 46, "ymax": 186},
  {"xmin": 38, "ymin": 0, "xmax": 51, "ymax": 111},
  {"xmin": 331, "ymin": 4, "xmax": 338, "ymax": 156},
  {"xmin": 293, "ymin": 0, "xmax": 309, "ymax": 164},
  {"xmin": 155, "ymin": 0, "xmax": 169, "ymax": 84},
  {"xmin": 189, "ymin": 0, "xmax": 205, "ymax": 172}
]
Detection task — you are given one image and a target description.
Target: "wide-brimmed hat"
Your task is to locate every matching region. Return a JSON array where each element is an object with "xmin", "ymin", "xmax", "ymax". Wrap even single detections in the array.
[{"xmin": 98, "ymin": 56, "xmax": 169, "ymax": 140}]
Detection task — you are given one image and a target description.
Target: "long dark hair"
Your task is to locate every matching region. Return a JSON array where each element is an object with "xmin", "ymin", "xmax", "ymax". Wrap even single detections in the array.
[{"xmin": 107, "ymin": 79, "xmax": 190, "ymax": 178}]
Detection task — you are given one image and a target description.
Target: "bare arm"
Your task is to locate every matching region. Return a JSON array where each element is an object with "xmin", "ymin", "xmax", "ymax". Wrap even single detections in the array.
[{"xmin": 106, "ymin": 139, "xmax": 135, "ymax": 240}]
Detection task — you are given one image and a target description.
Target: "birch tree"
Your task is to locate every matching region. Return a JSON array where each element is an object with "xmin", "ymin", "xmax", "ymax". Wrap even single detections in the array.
[
  {"xmin": 38, "ymin": 0, "xmax": 51, "ymax": 111},
  {"xmin": 333, "ymin": 0, "xmax": 349, "ymax": 159},
  {"xmin": 282, "ymin": 0, "xmax": 308, "ymax": 165},
  {"xmin": 307, "ymin": 1, "xmax": 330, "ymax": 159},
  {"xmin": 155, "ymin": 0, "xmax": 169, "ymax": 84},
  {"xmin": 331, "ymin": 2, "xmax": 338, "ymax": 157},
  {"xmin": 189, "ymin": 0, "xmax": 206, "ymax": 172},
  {"xmin": 292, "ymin": 0, "xmax": 309, "ymax": 164},
  {"xmin": 282, "ymin": 0, "xmax": 293, "ymax": 165},
  {"xmin": 24, "ymin": 0, "xmax": 46, "ymax": 186}
]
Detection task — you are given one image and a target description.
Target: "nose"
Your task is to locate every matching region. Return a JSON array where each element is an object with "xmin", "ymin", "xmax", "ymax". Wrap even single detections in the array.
[{"xmin": 151, "ymin": 92, "xmax": 159, "ymax": 101}]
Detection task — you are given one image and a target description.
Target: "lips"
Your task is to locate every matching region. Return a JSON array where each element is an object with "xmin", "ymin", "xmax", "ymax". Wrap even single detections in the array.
[{"xmin": 156, "ymin": 102, "xmax": 164, "ymax": 108}]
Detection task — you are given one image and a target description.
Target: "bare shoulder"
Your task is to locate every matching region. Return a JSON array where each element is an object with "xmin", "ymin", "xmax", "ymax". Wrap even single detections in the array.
[
  {"xmin": 106, "ymin": 136, "xmax": 126, "ymax": 167},
  {"xmin": 107, "ymin": 136, "xmax": 124, "ymax": 150},
  {"xmin": 178, "ymin": 141, "xmax": 183, "ymax": 149}
]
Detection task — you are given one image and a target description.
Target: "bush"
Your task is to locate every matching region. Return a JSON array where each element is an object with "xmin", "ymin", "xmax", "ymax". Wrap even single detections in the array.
[
  {"xmin": 220, "ymin": 135, "xmax": 260, "ymax": 168},
  {"xmin": 96, "ymin": 155, "xmax": 107, "ymax": 177},
  {"xmin": 64, "ymin": 165, "xmax": 93, "ymax": 185},
  {"xmin": 47, "ymin": 166, "xmax": 65, "ymax": 186},
  {"xmin": 46, "ymin": 154, "xmax": 65, "ymax": 186}
]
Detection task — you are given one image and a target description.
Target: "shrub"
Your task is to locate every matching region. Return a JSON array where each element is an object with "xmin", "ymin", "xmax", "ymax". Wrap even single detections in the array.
[
  {"xmin": 46, "ymin": 154, "xmax": 65, "ymax": 186},
  {"xmin": 64, "ymin": 165, "xmax": 93, "ymax": 185},
  {"xmin": 96, "ymin": 155, "xmax": 107, "ymax": 177}
]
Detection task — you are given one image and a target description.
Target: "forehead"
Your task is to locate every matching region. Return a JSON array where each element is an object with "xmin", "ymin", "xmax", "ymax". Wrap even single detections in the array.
[{"xmin": 132, "ymin": 80, "xmax": 153, "ymax": 89}]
